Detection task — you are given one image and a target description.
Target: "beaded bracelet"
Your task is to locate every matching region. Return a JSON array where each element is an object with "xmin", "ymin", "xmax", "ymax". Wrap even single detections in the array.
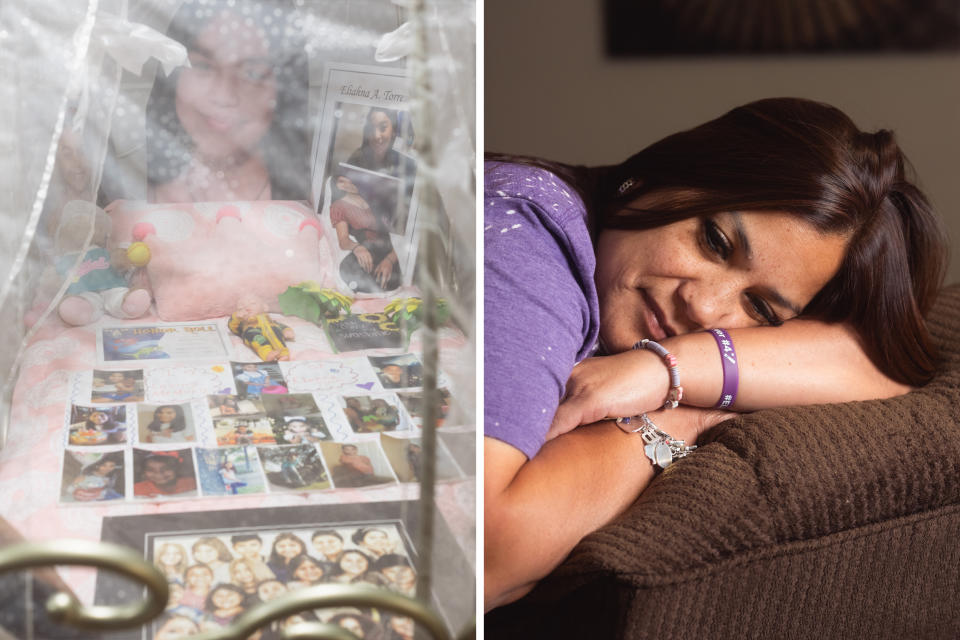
[
  {"xmin": 707, "ymin": 328, "xmax": 738, "ymax": 409},
  {"xmin": 632, "ymin": 339, "xmax": 683, "ymax": 409}
]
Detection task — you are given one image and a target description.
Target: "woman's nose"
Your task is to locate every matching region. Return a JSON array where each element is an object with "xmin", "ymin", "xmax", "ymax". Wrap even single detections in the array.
[
  {"xmin": 678, "ymin": 277, "xmax": 741, "ymax": 331},
  {"xmin": 210, "ymin": 70, "xmax": 240, "ymax": 106}
]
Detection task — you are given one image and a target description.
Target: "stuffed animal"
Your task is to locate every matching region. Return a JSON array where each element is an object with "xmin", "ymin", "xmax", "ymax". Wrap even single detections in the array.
[
  {"xmin": 228, "ymin": 294, "xmax": 295, "ymax": 361},
  {"xmin": 47, "ymin": 201, "xmax": 152, "ymax": 326}
]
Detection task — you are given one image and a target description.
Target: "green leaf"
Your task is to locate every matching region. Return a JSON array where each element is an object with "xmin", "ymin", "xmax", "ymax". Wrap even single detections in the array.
[{"xmin": 278, "ymin": 287, "xmax": 323, "ymax": 323}]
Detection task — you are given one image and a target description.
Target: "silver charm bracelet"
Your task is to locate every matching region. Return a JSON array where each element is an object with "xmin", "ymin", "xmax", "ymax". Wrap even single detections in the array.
[{"xmin": 615, "ymin": 413, "xmax": 697, "ymax": 471}]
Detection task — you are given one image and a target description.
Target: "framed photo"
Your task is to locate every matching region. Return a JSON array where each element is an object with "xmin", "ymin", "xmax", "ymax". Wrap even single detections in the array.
[
  {"xmin": 231, "ymin": 362, "xmax": 288, "ymax": 398},
  {"xmin": 317, "ymin": 440, "xmax": 396, "ymax": 489},
  {"xmin": 368, "ymin": 354, "xmax": 423, "ymax": 389},
  {"xmin": 131, "ymin": 448, "xmax": 198, "ymax": 500},
  {"xmin": 95, "ymin": 502, "xmax": 473, "ymax": 639},
  {"xmin": 310, "ymin": 63, "xmax": 420, "ymax": 296},
  {"xmin": 59, "ymin": 449, "xmax": 126, "ymax": 504},
  {"xmin": 194, "ymin": 446, "xmax": 267, "ymax": 496},
  {"xmin": 379, "ymin": 432, "xmax": 464, "ymax": 483}
]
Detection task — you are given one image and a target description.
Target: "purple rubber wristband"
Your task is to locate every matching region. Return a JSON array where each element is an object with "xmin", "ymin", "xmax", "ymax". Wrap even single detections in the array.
[{"xmin": 708, "ymin": 328, "xmax": 738, "ymax": 409}]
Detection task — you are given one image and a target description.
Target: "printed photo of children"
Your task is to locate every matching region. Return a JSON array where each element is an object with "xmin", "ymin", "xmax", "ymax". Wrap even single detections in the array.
[
  {"xmin": 60, "ymin": 449, "xmax": 125, "ymax": 503},
  {"xmin": 132, "ymin": 448, "xmax": 198, "ymax": 499},
  {"xmin": 231, "ymin": 362, "xmax": 288, "ymax": 398},
  {"xmin": 318, "ymin": 441, "xmax": 396, "ymax": 489},
  {"xmin": 137, "ymin": 403, "xmax": 195, "ymax": 444},
  {"xmin": 195, "ymin": 446, "xmax": 266, "ymax": 496},
  {"xmin": 260, "ymin": 393, "xmax": 319, "ymax": 417},
  {"xmin": 368, "ymin": 354, "xmax": 423, "ymax": 389},
  {"xmin": 341, "ymin": 395, "xmax": 404, "ymax": 434},
  {"xmin": 275, "ymin": 415, "xmax": 331, "ymax": 445},
  {"xmin": 206, "ymin": 394, "xmax": 263, "ymax": 418},
  {"xmin": 91, "ymin": 369, "xmax": 144, "ymax": 403},
  {"xmin": 213, "ymin": 415, "xmax": 277, "ymax": 447},
  {"xmin": 257, "ymin": 444, "xmax": 331, "ymax": 491},
  {"xmin": 68, "ymin": 404, "xmax": 127, "ymax": 445}
]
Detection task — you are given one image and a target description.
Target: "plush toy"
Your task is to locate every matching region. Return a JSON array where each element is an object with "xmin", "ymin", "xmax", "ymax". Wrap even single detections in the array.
[
  {"xmin": 228, "ymin": 294, "xmax": 295, "ymax": 361},
  {"xmin": 47, "ymin": 201, "xmax": 152, "ymax": 326}
]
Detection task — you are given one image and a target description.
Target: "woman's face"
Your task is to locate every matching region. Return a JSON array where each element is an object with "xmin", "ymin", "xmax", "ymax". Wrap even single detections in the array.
[
  {"xmin": 293, "ymin": 559, "xmax": 323, "ymax": 583},
  {"xmin": 275, "ymin": 537, "xmax": 303, "ymax": 559},
  {"xmin": 231, "ymin": 561, "xmax": 254, "ymax": 585},
  {"xmin": 382, "ymin": 565, "xmax": 415, "ymax": 587},
  {"xmin": 594, "ymin": 210, "xmax": 848, "ymax": 353},
  {"xmin": 176, "ymin": 11, "xmax": 277, "ymax": 161},
  {"xmin": 193, "ymin": 543, "xmax": 218, "ymax": 565},
  {"xmin": 160, "ymin": 545, "xmax": 183, "ymax": 567},
  {"xmin": 368, "ymin": 110, "xmax": 395, "ymax": 160},
  {"xmin": 361, "ymin": 530, "xmax": 390, "ymax": 554},
  {"xmin": 156, "ymin": 407, "xmax": 178, "ymax": 423},
  {"xmin": 258, "ymin": 580, "xmax": 286, "ymax": 601},
  {"xmin": 211, "ymin": 587, "xmax": 243, "ymax": 610},
  {"xmin": 144, "ymin": 460, "xmax": 177, "ymax": 486},
  {"xmin": 185, "ymin": 566, "xmax": 213, "ymax": 591},
  {"xmin": 94, "ymin": 460, "xmax": 117, "ymax": 476},
  {"xmin": 342, "ymin": 445, "xmax": 358, "ymax": 456},
  {"xmin": 339, "ymin": 551, "xmax": 368, "ymax": 576},
  {"xmin": 312, "ymin": 534, "xmax": 343, "ymax": 558}
]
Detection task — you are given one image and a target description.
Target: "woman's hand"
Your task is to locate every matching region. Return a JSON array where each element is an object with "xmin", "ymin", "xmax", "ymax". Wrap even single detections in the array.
[
  {"xmin": 547, "ymin": 349, "xmax": 673, "ymax": 441},
  {"xmin": 353, "ymin": 245, "xmax": 374, "ymax": 272},
  {"xmin": 374, "ymin": 256, "xmax": 395, "ymax": 287}
]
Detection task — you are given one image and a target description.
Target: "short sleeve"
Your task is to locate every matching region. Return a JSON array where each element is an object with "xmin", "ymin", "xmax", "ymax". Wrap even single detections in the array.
[{"xmin": 484, "ymin": 196, "xmax": 594, "ymax": 459}]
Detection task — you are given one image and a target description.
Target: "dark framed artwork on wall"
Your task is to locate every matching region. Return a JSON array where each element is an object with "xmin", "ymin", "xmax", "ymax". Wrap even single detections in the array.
[{"xmin": 606, "ymin": 0, "xmax": 960, "ymax": 56}]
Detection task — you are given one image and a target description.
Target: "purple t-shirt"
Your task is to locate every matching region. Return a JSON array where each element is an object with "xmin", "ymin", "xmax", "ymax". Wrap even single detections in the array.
[{"xmin": 484, "ymin": 161, "xmax": 600, "ymax": 459}]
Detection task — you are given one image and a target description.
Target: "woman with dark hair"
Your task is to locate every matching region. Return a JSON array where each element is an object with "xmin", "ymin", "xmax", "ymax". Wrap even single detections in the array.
[
  {"xmin": 145, "ymin": 405, "xmax": 188, "ymax": 443},
  {"xmin": 347, "ymin": 107, "xmax": 415, "ymax": 180},
  {"xmin": 145, "ymin": 0, "xmax": 309, "ymax": 202},
  {"xmin": 265, "ymin": 532, "xmax": 307, "ymax": 583},
  {"xmin": 484, "ymin": 97, "xmax": 948, "ymax": 610}
]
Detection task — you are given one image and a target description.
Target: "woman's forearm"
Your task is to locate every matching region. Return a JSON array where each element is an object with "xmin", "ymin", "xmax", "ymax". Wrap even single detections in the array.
[
  {"xmin": 664, "ymin": 319, "xmax": 910, "ymax": 410},
  {"xmin": 485, "ymin": 406, "xmax": 719, "ymax": 611},
  {"xmin": 485, "ymin": 425, "xmax": 655, "ymax": 610}
]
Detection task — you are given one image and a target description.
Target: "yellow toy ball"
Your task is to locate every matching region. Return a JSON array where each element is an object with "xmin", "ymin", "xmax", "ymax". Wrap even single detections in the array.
[{"xmin": 127, "ymin": 241, "xmax": 151, "ymax": 267}]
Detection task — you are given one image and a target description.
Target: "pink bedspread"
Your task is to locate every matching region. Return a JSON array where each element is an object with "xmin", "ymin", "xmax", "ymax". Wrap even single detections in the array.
[{"xmin": 1, "ymin": 300, "xmax": 475, "ymax": 601}]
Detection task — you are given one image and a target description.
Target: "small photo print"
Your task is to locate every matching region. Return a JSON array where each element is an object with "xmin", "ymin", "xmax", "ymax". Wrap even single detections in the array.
[
  {"xmin": 137, "ymin": 403, "xmax": 196, "ymax": 444},
  {"xmin": 132, "ymin": 448, "xmax": 198, "ymax": 499},
  {"xmin": 275, "ymin": 415, "xmax": 332, "ymax": 445},
  {"xmin": 261, "ymin": 393, "xmax": 320, "ymax": 418},
  {"xmin": 368, "ymin": 354, "xmax": 423, "ymax": 389},
  {"xmin": 213, "ymin": 414, "xmax": 277, "ymax": 447},
  {"xmin": 397, "ymin": 388, "xmax": 453, "ymax": 428},
  {"xmin": 91, "ymin": 369, "xmax": 144, "ymax": 403},
  {"xmin": 68, "ymin": 404, "xmax": 128, "ymax": 446},
  {"xmin": 195, "ymin": 446, "xmax": 266, "ymax": 496},
  {"xmin": 380, "ymin": 433, "xmax": 463, "ymax": 483},
  {"xmin": 207, "ymin": 394, "xmax": 264, "ymax": 418},
  {"xmin": 257, "ymin": 444, "xmax": 332, "ymax": 491},
  {"xmin": 342, "ymin": 395, "xmax": 404, "ymax": 434},
  {"xmin": 231, "ymin": 362, "xmax": 288, "ymax": 397},
  {"xmin": 318, "ymin": 440, "xmax": 396, "ymax": 489},
  {"xmin": 60, "ymin": 449, "xmax": 125, "ymax": 503}
]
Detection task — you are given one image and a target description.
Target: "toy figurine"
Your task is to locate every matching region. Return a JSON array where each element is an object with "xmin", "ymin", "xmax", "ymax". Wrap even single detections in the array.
[
  {"xmin": 47, "ymin": 201, "xmax": 152, "ymax": 326},
  {"xmin": 228, "ymin": 294, "xmax": 295, "ymax": 361}
]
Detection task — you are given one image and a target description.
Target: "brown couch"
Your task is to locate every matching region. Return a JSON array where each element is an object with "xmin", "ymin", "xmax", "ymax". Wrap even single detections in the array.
[{"xmin": 486, "ymin": 284, "xmax": 960, "ymax": 639}]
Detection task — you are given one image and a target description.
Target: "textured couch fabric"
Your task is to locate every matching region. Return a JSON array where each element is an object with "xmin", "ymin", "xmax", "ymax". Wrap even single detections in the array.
[{"xmin": 486, "ymin": 284, "xmax": 960, "ymax": 639}]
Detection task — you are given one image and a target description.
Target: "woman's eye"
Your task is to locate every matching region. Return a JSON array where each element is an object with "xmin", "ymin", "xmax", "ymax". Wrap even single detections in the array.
[
  {"xmin": 703, "ymin": 219, "xmax": 732, "ymax": 260},
  {"xmin": 747, "ymin": 294, "xmax": 782, "ymax": 326}
]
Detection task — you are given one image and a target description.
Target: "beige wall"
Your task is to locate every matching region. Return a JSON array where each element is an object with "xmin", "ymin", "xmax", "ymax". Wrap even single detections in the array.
[{"xmin": 485, "ymin": 1, "xmax": 960, "ymax": 284}]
